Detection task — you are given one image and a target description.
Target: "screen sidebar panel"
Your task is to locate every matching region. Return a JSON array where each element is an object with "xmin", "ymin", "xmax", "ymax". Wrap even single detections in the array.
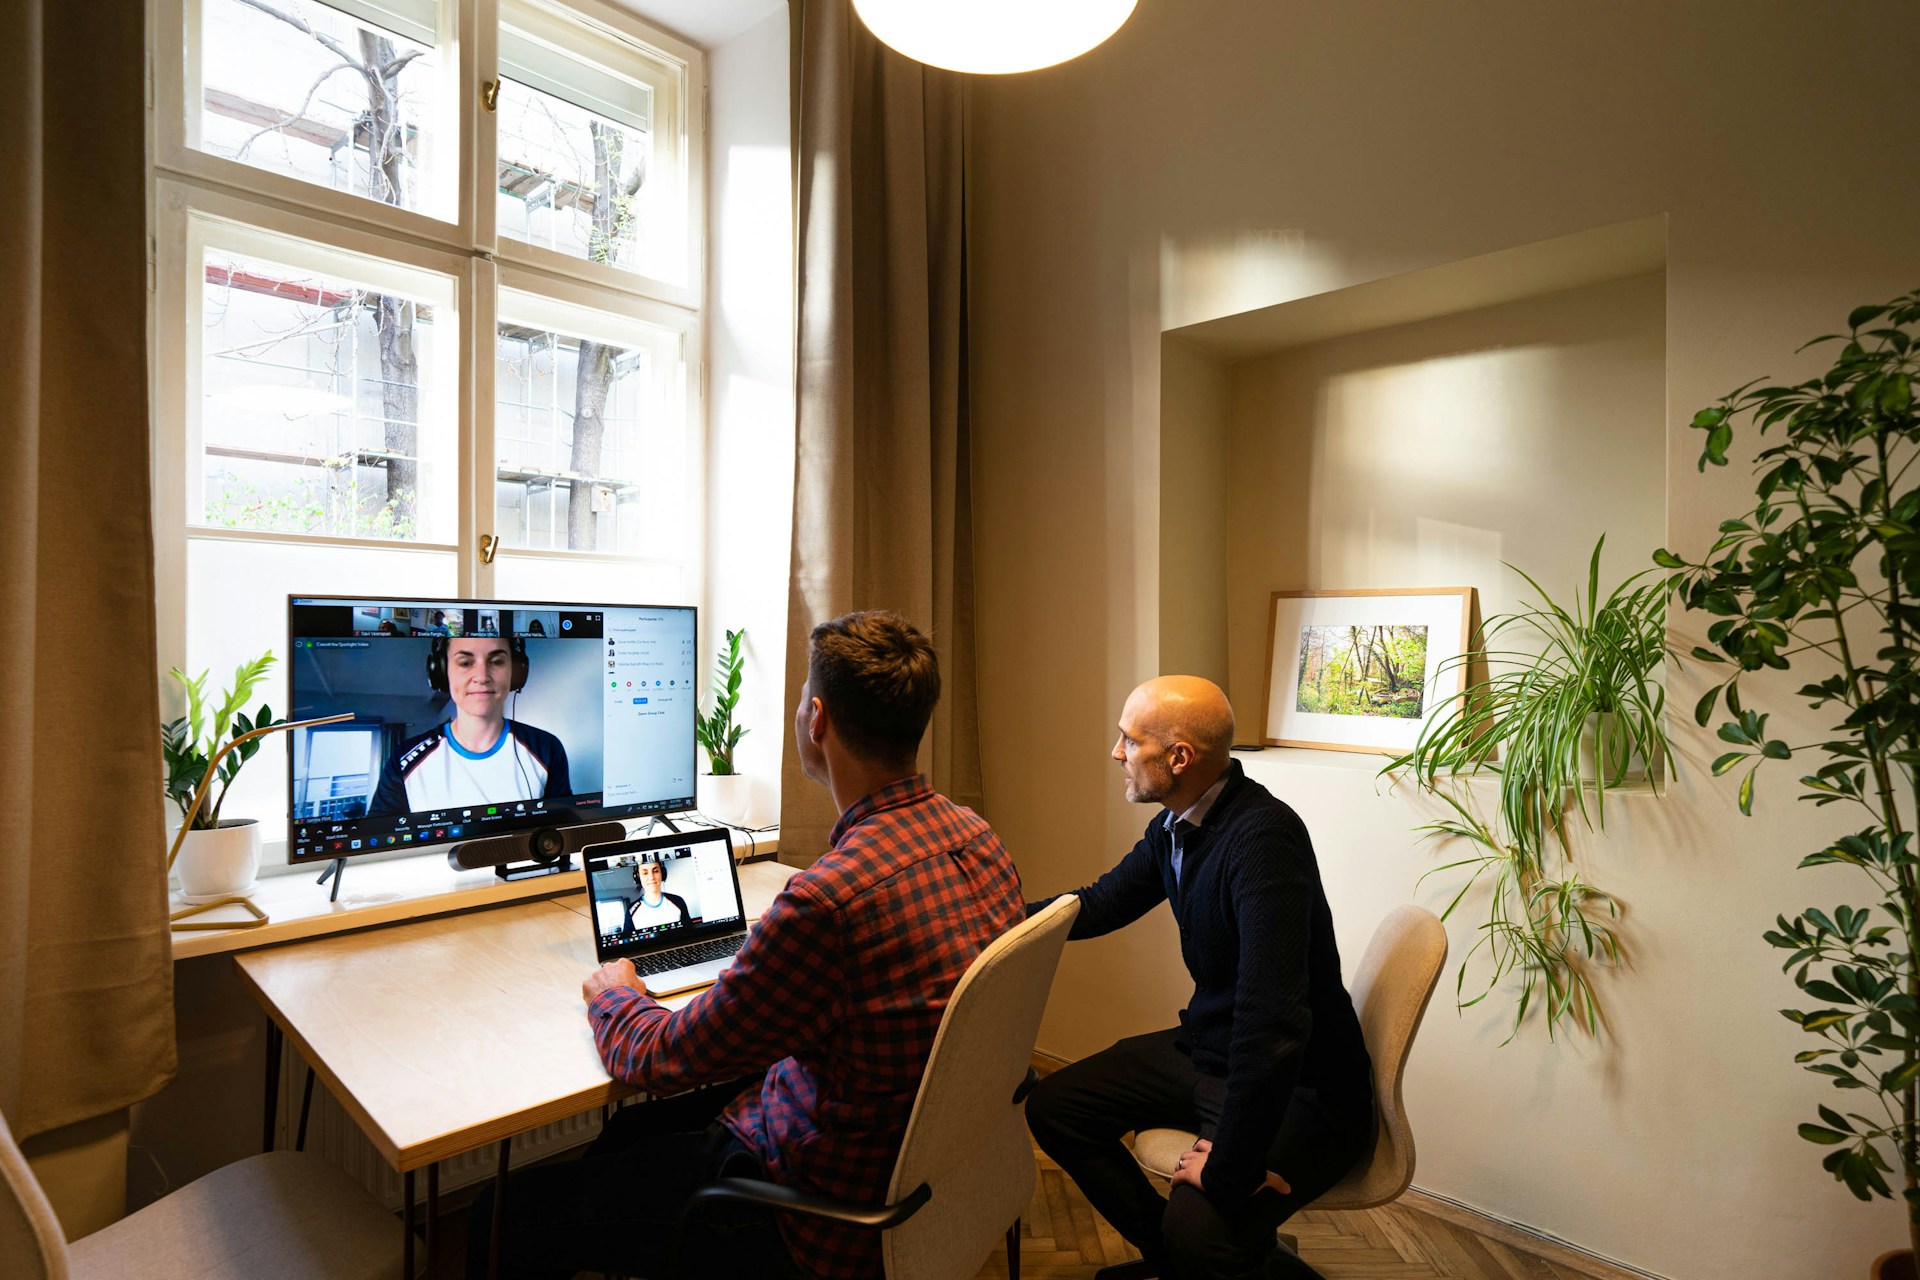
[{"xmin": 602, "ymin": 607, "xmax": 698, "ymax": 811}]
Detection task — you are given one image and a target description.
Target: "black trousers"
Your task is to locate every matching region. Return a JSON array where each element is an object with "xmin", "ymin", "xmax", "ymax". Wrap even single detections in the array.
[
  {"xmin": 465, "ymin": 1079, "xmax": 798, "ymax": 1280},
  {"xmin": 1024, "ymin": 1029, "xmax": 1374, "ymax": 1280}
]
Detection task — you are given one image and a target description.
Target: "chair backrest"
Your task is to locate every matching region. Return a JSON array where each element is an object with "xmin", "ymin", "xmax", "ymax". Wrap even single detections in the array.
[
  {"xmin": 880, "ymin": 895, "xmax": 1080, "ymax": 1280},
  {"xmin": 0, "ymin": 1109, "xmax": 71, "ymax": 1280},
  {"xmin": 1328, "ymin": 904, "xmax": 1447, "ymax": 1208}
]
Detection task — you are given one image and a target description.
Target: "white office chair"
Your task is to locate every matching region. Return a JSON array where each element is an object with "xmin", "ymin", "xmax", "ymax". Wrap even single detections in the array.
[
  {"xmin": 1, "ymin": 1107, "xmax": 405, "ymax": 1280},
  {"xmin": 672, "ymin": 894, "xmax": 1081, "ymax": 1280},
  {"xmin": 1132, "ymin": 905, "xmax": 1448, "ymax": 1222}
]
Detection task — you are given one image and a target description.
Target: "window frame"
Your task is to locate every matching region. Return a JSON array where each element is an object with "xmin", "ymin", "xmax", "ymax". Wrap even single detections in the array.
[
  {"xmin": 148, "ymin": 0, "xmax": 710, "ymax": 864},
  {"xmin": 484, "ymin": 0, "xmax": 702, "ymax": 311}
]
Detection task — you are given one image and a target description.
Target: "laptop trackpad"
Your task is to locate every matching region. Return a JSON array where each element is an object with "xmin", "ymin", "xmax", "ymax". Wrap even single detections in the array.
[{"xmin": 648, "ymin": 958, "xmax": 730, "ymax": 997}]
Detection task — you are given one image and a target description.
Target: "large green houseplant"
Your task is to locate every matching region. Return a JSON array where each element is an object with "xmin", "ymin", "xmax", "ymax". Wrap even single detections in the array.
[
  {"xmin": 1385, "ymin": 538, "xmax": 1673, "ymax": 1039},
  {"xmin": 1657, "ymin": 289, "xmax": 1920, "ymax": 1264}
]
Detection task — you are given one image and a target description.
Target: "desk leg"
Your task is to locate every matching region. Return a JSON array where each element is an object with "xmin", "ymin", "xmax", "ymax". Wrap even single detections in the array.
[
  {"xmin": 488, "ymin": 1136, "xmax": 511, "ymax": 1280},
  {"xmin": 295, "ymin": 1067, "xmax": 316, "ymax": 1151},
  {"xmin": 261, "ymin": 1020, "xmax": 283, "ymax": 1154},
  {"xmin": 426, "ymin": 1163, "xmax": 439, "ymax": 1275},
  {"xmin": 403, "ymin": 1169, "xmax": 416, "ymax": 1279}
]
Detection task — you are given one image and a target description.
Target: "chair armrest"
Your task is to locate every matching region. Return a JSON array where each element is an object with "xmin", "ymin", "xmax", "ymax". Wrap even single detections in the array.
[
  {"xmin": 669, "ymin": 1178, "xmax": 932, "ymax": 1277},
  {"xmin": 1012, "ymin": 1066, "xmax": 1040, "ymax": 1105},
  {"xmin": 685, "ymin": 1177, "xmax": 931, "ymax": 1229}
]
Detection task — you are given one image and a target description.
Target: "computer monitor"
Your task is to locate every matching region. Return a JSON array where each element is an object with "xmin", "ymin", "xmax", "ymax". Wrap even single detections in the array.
[{"xmin": 285, "ymin": 595, "xmax": 697, "ymax": 866}]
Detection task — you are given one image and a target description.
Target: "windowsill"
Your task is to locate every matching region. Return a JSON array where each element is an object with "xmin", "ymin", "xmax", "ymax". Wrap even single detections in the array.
[{"xmin": 171, "ymin": 823, "xmax": 778, "ymax": 960}]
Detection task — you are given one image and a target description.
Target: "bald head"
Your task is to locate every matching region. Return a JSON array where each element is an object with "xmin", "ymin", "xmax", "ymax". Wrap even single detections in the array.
[
  {"xmin": 1129, "ymin": 676, "xmax": 1235, "ymax": 766},
  {"xmin": 1112, "ymin": 675, "xmax": 1236, "ymax": 808}
]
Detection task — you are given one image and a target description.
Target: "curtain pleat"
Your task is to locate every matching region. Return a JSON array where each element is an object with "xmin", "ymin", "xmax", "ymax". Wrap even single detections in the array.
[
  {"xmin": 781, "ymin": 0, "xmax": 983, "ymax": 857},
  {"xmin": 0, "ymin": 0, "xmax": 177, "ymax": 1138}
]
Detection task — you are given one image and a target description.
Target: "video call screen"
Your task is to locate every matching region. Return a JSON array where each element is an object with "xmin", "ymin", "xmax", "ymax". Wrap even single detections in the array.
[
  {"xmin": 586, "ymin": 841, "xmax": 743, "ymax": 950},
  {"xmin": 285, "ymin": 596, "xmax": 697, "ymax": 863}
]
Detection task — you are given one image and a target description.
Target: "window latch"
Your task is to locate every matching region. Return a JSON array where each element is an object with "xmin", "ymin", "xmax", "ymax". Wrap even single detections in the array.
[
  {"xmin": 481, "ymin": 80, "xmax": 500, "ymax": 112},
  {"xmin": 480, "ymin": 533, "xmax": 500, "ymax": 564}
]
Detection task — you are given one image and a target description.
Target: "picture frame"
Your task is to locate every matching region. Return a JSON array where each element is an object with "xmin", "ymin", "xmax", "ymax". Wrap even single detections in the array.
[{"xmin": 1261, "ymin": 587, "xmax": 1475, "ymax": 755}]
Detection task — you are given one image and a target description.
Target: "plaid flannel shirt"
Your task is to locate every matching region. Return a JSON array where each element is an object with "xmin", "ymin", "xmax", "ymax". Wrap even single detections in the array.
[{"xmin": 586, "ymin": 775, "xmax": 1023, "ymax": 1280}]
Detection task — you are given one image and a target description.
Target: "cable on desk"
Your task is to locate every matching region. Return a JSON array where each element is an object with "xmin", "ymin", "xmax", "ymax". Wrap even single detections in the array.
[{"xmin": 680, "ymin": 811, "xmax": 780, "ymax": 862}]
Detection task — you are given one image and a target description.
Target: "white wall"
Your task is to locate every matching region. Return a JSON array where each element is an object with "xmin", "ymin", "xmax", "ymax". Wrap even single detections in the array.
[
  {"xmin": 967, "ymin": 2, "xmax": 1920, "ymax": 1276},
  {"xmin": 704, "ymin": 4, "xmax": 792, "ymax": 827}
]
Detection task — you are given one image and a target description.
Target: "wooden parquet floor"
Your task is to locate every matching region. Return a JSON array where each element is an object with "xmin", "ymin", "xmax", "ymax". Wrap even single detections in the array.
[{"xmin": 970, "ymin": 1146, "xmax": 1611, "ymax": 1280}]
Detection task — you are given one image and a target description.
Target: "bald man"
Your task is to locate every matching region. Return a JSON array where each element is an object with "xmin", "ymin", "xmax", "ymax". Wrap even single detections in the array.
[{"xmin": 1024, "ymin": 677, "xmax": 1374, "ymax": 1280}]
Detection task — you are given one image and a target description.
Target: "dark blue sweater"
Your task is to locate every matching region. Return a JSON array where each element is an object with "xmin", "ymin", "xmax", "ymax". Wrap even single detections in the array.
[{"xmin": 1055, "ymin": 760, "xmax": 1371, "ymax": 1203}]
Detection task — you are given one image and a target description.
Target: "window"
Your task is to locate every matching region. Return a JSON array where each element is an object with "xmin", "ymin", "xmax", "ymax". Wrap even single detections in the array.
[{"xmin": 152, "ymin": 0, "xmax": 706, "ymax": 851}]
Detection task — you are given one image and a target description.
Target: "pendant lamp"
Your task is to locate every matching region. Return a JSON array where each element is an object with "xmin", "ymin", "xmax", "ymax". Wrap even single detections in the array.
[{"xmin": 851, "ymin": 0, "xmax": 1139, "ymax": 75}]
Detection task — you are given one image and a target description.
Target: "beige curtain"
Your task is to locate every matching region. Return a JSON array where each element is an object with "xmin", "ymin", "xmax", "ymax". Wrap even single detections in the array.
[
  {"xmin": 0, "ymin": 0, "xmax": 177, "ymax": 1138},
  {"xmin": 781, "ymin": 0, "xmax": 982, "ymax": 856}
]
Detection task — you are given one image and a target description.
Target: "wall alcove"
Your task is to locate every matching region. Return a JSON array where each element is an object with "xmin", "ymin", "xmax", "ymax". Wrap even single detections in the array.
[{"xmin": 1156, "ymin": 215, "xmax": 1670, "ymax": 750}]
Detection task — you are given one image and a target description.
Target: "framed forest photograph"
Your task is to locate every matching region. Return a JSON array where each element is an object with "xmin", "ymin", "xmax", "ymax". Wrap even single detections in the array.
[{"xmin": 1262, "ymin": 588, "xmax": 1474, "ymax": 754}]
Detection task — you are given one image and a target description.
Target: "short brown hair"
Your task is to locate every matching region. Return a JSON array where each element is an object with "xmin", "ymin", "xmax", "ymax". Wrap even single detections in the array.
[{"xmin": 807, "ymin": 611, "xmax": 941, "ymax": 763}]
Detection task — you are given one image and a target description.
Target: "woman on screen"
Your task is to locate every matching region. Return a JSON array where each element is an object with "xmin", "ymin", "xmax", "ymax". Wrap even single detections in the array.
[{"xmin": 369, "ymin": 637, "xmax": 572, "ymax": 815}]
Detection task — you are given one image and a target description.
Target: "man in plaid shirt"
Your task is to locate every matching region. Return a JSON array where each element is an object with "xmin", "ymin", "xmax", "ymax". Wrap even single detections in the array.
[{"xmin": 468, "ymin": 611, "xmax": 1023, "ymax": 1280}]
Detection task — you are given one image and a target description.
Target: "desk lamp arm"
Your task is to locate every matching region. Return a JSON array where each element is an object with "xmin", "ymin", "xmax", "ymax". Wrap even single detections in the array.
[{"xmin": 166, "ymin": 712, "xmax": 353, "ymax": 871}]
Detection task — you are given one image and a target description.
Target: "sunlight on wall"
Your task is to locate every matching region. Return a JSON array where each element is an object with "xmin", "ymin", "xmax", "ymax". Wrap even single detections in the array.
[
  {"xmin": 1322, "ymin": 346, "xmax": 1541, "ymax": 494},
  {"xmin": 1157, "ymin": 229, "xmax": 1347, "ymax": 332},
  {"xmin": 1413, "ymin": 516, "xmax": 1505, "ymax": 595},
  {"xmin": 706, "ymin": 6, "xmax": 793, "ymax": 829},
  {"xmin": 718, "ymin": 144, "xmax": 792, "ymax": 363}
]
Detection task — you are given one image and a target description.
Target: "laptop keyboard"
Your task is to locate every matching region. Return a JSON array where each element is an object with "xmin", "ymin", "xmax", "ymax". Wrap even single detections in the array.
[{"xmin": 632, "ymin": 934, "xmax": 746, "ymax": 977}]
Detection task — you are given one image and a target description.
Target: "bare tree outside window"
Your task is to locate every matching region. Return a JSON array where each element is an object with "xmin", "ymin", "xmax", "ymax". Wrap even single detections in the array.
[{"xmin": 224, "ymin": 1, "xmax": 652, "ymax": 550}]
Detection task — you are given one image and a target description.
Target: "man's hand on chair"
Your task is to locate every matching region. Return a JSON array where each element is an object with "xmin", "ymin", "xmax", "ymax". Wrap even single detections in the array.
[
  {"xmin": 1168, "ymin": 1138, "xmax": 1292, "ymax": 1197},
  {"xmin": 583, "ymin": 958, "xmax": 647, "ymax": 1003}
]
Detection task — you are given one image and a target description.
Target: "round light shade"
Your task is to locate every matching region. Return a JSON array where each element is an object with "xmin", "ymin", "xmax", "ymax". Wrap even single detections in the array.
[{"xmin": 852, "ymin": 0, "xmax": 1139, "ymax": 75}]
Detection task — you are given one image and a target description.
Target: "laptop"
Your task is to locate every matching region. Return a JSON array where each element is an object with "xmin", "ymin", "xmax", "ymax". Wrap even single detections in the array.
[{"xmin": 583, "ymin": 826, "xmax": 752, "ymax": 997}]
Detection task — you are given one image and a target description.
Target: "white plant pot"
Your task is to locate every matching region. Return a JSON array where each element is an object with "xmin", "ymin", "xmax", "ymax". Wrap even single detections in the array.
[
  {"xmin": 698, "ymin": 773, "xmax": 751, "ymax": 826},
  {"xmin": 174, "ymin": 819, "xmax": 261, "ymax": 902}
]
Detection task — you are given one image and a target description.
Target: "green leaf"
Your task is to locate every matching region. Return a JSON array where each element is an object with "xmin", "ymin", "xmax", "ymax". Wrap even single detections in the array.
[
  {"xmin": 1694, "ymin": 685, "xmax": 1722, "ymax": 728},
  {"xmin": 1739, "ymin": 769, "xmax": 1755, "ymax": 816},
  {"xmin": 1799, "ymin": 1123, "xmax": 1849, "ymax": 1145},
  {"xmin": 1817, "ymin": 1104, "xmax": 1855, "ymax": 1133},
  {"xmin": 1711, "ymin": 752, "xmax": 1746, "ymax": 776},
  {"xmin": 1883, "ymin": 1059, "xmax": 1920, "ymax": 1092}
]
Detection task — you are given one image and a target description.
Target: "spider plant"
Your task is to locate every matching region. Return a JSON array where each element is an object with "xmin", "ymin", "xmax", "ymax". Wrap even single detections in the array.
[{"xmin": 1384, "ymin": 536, "xmax": 1674, "ymax": 1038}]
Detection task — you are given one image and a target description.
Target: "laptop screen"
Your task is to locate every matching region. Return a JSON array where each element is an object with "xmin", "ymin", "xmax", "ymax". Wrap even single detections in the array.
[{"xmin": 584, "ymin": 827, "xmax": 746, "ymax": 958}]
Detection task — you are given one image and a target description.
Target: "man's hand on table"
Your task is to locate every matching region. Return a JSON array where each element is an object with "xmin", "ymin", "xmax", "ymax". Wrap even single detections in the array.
[
  {"xmin": 1168, "ymin": 1138, "xmax": 1293, "ymax": 1198},
  {"xmin": 583, "ymin": 959, "xmax": 648, "ymax": 1004}
]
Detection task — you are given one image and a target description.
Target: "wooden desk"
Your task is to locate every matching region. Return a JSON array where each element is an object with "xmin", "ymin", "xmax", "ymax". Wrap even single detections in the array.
[
  {"xmin": 231, "ymin": 861, "xmax": 795, "ymax": 1275},
  {"xmin": 173, "ymin": 828, "xmax": 780, "ymax": 960}
]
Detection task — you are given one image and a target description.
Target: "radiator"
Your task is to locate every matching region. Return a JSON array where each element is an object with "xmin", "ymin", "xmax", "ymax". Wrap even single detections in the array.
[{"xmin": 279, "ymin": 1046, "xmax": 607, "ymax": 1210}]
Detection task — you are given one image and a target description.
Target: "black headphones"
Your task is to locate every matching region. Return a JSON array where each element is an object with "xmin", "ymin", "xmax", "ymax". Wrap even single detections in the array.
[{"xmin": 427, "ymin": 637, "xmax": 530, "ymax": 695}]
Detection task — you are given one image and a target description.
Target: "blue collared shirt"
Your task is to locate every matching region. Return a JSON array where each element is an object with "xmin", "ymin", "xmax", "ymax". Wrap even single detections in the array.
[{"xmin": 1166, "ymin": 769, "xmax": 1231, "ymax": 890}]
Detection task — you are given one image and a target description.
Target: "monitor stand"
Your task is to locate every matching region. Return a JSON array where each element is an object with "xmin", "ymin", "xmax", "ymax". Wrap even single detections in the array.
[{"xmin": 316, "ymin": 857, "xmax": 349, "ymax": 903}]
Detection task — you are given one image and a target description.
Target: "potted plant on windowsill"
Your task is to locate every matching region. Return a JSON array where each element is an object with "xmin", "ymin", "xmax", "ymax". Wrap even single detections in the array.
[
  {"xmin": 1382, "ymin": 537, "xmax": 1674, "ymax": 1039},
  {"xmin": 696, "ymin": 627, "xmax": 751, "ymax": 826},
  {"xmin": 163, "ymin": 653, "xmax": 283, "ymax": 902},
  {"xmin": 1657, "ymin": 290, "xmax": 1920, "ymax": 1275}
]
